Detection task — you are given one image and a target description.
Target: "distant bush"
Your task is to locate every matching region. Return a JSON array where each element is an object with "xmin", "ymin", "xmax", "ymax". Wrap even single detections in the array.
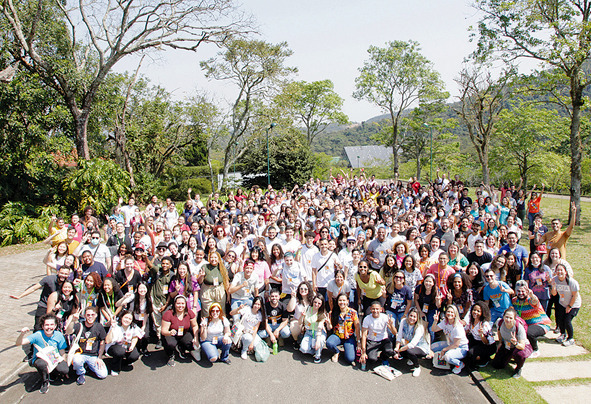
[{"xmin": 0, "ymin": 202, "xmax": 64, "ymax": 246}]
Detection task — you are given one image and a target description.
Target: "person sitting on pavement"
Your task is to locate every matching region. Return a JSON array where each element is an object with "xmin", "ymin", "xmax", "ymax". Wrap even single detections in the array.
[
  {"xmin": 394, "ymin": 307, "xmax": 430, "ymax": 377},
  {"xmin": 325, "ymin": 292, "xmax": 361, "ymax": 366},
  {"xmin": 360, "ymin": 301, "xmax": 396, "ymax": 369},
  {"xmin": 463, "ymin": 301, "xmax": 496, "ymax": 369},
  {"xmin": 512, "ymin": 280, "xmax": 552, "ymax": 358},
  {"xmin": 66, "ymin": 306, "xmax": 108, "ymax": 385},
  {"xmin": 431, "ymin": 305, "xmax": 469, "ymax": 375},
  {"xmin": 161, "ymin": 294, "xmax": 200, "ymax": 367},
  {"xmin": 229, "ymin": 295, "xmax": 264, "ymax": 361},
  {"xmin": 200, "ymin": 302, "xmax": 232, "ymax": 364},
  {"xmin": 491, "ymin": 306, "xmax": 532, "ymax": 379},
  {"xmin": 16, "ymin": 313, "xmax": 69, "ymax": 394},
  {"xmin": 298, "ymin": 293, "xmax": 328, "ymax": 363},
  {"xmin": 258, "ymin": 288, "xmax": 291, "ymax": 351},
  {"xmin": 104, "ymin": 310, "xmax": 143, "ymax": 376}
]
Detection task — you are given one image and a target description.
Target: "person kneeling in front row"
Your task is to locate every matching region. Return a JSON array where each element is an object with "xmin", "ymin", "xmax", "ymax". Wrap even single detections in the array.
[{"xmin": 16, "ymin": 313, "xmax": 69, "ymax": 394}]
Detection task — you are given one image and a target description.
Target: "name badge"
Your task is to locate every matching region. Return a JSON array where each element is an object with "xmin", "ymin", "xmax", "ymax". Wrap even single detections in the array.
[
  {"xmin": 178, "ymin": 326, "xmax": 184, "ymax": 336},
  {"xmin": 422, "ymin": 303, "xmax": 429, "ymax": 313},
  {"xmin": 212, "ymin": 336, "xmax": 218, "ymax": 344},
  {"xmin": 213, "ymin": 277, "xmax": 219, "ymax": 286},
  {"xmin": 85, "ymin": 340, "xmax": 93, "ymax": 351}
]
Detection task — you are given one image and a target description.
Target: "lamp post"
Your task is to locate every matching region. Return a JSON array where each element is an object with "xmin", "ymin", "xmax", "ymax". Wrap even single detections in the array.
[
  {"xmin": 424, "ymin": 123, "xmax": 433, "ymax": 181},
  {"xmin": 357, "ymin": 155, "xmax": 360, "ymax": 170},
  {"xmin": 266, "ymin": 122, "xmax": 276, "ymax": 186}
]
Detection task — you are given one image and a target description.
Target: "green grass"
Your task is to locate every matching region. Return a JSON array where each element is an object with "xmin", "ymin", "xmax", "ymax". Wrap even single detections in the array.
[{"xmin": 480, "ymin": 196, "xmax": 591, "ymax": 404}]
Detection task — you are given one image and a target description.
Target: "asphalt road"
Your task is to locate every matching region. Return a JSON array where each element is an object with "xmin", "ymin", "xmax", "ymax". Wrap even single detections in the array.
[{"xmin": 5, "ymin": 344, "xmax": 488, "ymax": 404}]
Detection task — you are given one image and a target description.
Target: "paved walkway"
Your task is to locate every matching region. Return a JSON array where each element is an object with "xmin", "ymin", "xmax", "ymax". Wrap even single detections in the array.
[
  {"xmin": 519, "ymin": 331, "xmax": 591, "ymax": 402},
  {"xmin": 0, "ymin": 249, "xmax": 47, "ymax": 385}
]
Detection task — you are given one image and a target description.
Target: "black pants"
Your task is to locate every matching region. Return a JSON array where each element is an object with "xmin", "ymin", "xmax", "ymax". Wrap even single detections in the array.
[
  {"xmin": 107, "ymin": 345, "xmax": 140, "ymax": 372},
  {"xmin": 164, "ymin": 333, "xmax": 194, "ymax": 357},
  {"xmin": 555, "ymin": 304, "xmax": 579, "ymax": 339},
  {"xmin": 464, "ymin": 335, "xmax": 496, "ymax": 369},
  {"xmin": 33, "ymin": 358, "xmax": 69, "ymax": 382},
  {"xmin": 546, "ymin": 294, "xmax": 559, "ymax": 320},
  {"xmin": 527, "ymin": 324, "xmax": 547, "ymax": 351},
  {"xmin": 366, "ymin": 339, "xmax": 394, "ymax": 362},
  {"xmin": 401, "ymin": 347, "xmax": 427, "ymax": 368}
]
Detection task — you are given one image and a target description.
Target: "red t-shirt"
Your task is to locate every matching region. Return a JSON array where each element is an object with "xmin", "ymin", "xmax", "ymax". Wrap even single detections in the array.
[
  {"xmin": 162, "ymin": 309, "xmax": 196, "ymax": 332},
  {"xmin": 528, "ymin": 195, "xmax": 542, "ymax": 213}
]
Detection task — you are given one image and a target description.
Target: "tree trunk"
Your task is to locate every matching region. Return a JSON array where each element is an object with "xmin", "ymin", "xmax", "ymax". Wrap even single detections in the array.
[
  {"xmin": 207, "ymin": 156, "xmax": 216, "ymax": 192},
  {"xmin": 391, "ymin": 119, "xmax": 399, "ymax": 176},
  {"xmin": 71, "ymin": 109, "xmax": 90, "ymax": 160},
  {"xmin": 521, "ymin": 154, "xmax": 528, "ymax": 191},
  {"xmin": 569, "ymin": 79, "xmax": 583, "ymax": 225},
  {"xmin": 481, "ymin": 151, "xmax": 490, "ymax": 186},
  {"xmin": 416, "ymin": 155, "xmax": 421, "ymax": 179}
]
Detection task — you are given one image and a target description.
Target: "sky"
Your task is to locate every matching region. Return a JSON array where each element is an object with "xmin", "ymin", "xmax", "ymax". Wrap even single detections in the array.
[{"xmin": 115, "ymin": 0, "xmax": 489, "ymax": 123}]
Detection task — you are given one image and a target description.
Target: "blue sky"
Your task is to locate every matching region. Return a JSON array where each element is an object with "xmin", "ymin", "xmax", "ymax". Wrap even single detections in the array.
[{"xmin": 116, "ymin": 1, "xmax": 491, "ymax": 122}]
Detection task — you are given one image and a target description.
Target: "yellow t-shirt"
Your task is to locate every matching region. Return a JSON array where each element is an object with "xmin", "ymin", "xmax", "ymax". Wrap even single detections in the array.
[{"xmin": 356, "ymin": 271, "xmax": 382, "ymax": 299}]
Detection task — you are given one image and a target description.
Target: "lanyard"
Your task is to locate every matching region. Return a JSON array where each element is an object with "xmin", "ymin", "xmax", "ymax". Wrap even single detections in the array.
[{"xmin": 107, "ymin": 293, "xmax": 115, "ymax": 312}]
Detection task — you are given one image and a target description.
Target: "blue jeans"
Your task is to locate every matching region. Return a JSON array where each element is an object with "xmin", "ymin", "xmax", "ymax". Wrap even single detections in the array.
[
  {"xmin": 258, "ymin": 322, "xmax": 291, "ymax": 339},
  {"xmin": 72, "ymin": 354, "xmax": 108, "ymax": 378},
  {"xmin": 300, "ymin": 329, "xmax": 326, "ymax": 359},
  {"xmin": 326, "ymin": 334, "xmax": 356, "ymax": 363},
  {"xmin": 386, "ymin": 310, "xmax": 405, "ymax": 329},
  {"xmin": 201, "ymin": 338, "xmax": 231, "ymax": 362},
  {"xmin": 421, "ymin": 309, "xmax": 437, "ymax": 342},
  {"xmin": 431, "ymin": 341, "xmax": 469, "ymax": 367}
]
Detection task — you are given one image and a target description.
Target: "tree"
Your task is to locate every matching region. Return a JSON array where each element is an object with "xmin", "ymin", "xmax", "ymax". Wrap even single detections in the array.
[
  {"xmin": 399, "ymin": 105, "xmax": 459, "ymax": 180},
  {"xmin": 275, "ymin": 80, "xmax": 348, "ymax": 146},
  {"xmin": 473, "ymin": 0, "xmax": 590, "ymax": 222},
  {"xmin": 200, "ymin": 39, "xmax": 296, "ymax": 190},
  {"xmin": 494, "ymin": 103, "xmax": 569, "ymax": 189},
  {"xmin": 454, "ymin": 66, "xmax": 512, "ymax": 185},
  {"xmin": 353, "ymin": 40, "xmax": 448, "ymax": 175},
  {"xmin": 241, "ymin": 130, "xmax": 314, "ymax": 189},
  {"xmin": 0, "ymin": 0, "xmax": 248, "ymax": 160}
]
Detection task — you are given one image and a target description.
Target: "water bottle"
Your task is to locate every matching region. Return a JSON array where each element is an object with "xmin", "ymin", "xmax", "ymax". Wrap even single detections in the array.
[{"xmin": 273, "ymin": 342, "xmax": 278, "ymax": 355}]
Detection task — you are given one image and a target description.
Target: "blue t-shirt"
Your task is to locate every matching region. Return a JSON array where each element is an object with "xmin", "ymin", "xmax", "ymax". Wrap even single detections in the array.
[
  {"xmin": 28, "ymin": 330, "xmax": 67, "ymax": 362},
  {"xmin": 483, "ymin": 281, "xmax": 512, "ymax": 317},
  {"xmin": 385, "ymin": 285, "xmax": 413, "ymax": 314},
  {"xmin": 499, "ymin": 244, "xmax": 529, "ymax": 271}
]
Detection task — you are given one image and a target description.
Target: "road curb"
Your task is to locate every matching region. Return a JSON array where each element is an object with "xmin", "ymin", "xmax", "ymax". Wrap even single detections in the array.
[{"xmin": 470, "ymin": 370, "xmax": 503, "ymax": 404}]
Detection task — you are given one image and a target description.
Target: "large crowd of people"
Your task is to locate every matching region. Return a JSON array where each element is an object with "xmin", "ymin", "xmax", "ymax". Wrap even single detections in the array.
[{"xmin": 11, "ymin": 171, "xmax": 581, "ymax": 394}]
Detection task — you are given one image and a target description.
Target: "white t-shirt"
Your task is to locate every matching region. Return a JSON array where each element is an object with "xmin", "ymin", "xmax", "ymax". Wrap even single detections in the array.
[
  {"xmin": 239, "ymin": 306, "xmax": 262, "ymax": 333},
  {"xmin": 362, "ymin": 313, "xmax": 389, "ymax": 341},
  {"xmin": 80, "ymin": 244, "xmax": 112, "ymax": 268},
  {"xmin": 312, "ymin": 251, "xmax": 341, "ymax": 288},
  {"xmin": 327, "ymin": 279, "xmax": 352, "ymax": 297},
  {"xmin": 230, "ymin": 272, "xmax": 257, "ymax": 300},
  {"xmin": 437, "ymin": 321, "xmax": 469, "ymax": 346},
  {"xmin": 283, "ymin": 239, "xmax": 302, "ymax": 256},
  {"xmin": 301, "ymin": 244, "xmax": 319, "ymax": 280},
  {"xmin": 203, "ymin": 317, "xmax": 230, "ymax": 341},
  {"xmin": 282, "ymin": 262, "xmax": 306, "ymax": 294}
]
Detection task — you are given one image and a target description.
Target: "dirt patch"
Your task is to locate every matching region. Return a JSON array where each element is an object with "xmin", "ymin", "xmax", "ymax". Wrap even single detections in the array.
[{"xmin": 0, "ymin": 242, "xmax": 46, "ymax": 257}]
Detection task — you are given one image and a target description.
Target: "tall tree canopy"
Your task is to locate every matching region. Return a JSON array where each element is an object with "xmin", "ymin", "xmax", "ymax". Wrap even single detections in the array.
[
  {"xmin": 473, "ymin": 0, "xmax": 590, "ymax": 222},
  {"xmin": 0, "ymin": 0, "xmax": 249, "ymax": 159},
  {"xmin": 353, "ymin": 40, "xmax": 448, "ymax": 176}
]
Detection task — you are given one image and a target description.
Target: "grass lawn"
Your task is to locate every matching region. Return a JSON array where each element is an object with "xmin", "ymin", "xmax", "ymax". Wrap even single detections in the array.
[{"xmin": 480, "ymin": 196, "xmax": 591, "ymax": 404}]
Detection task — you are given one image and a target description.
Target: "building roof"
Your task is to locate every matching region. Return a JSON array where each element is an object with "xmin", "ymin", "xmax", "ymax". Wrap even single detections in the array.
[{"xmin": 344, "ymin": 145, "xmax": 393, "ymax": 168}]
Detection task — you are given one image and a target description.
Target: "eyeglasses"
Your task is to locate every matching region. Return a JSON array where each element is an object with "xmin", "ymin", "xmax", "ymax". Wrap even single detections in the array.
[
  {"xmin": 359, "ymin": 265, "xmax": 368, "ymax": 269},
  {"xmin": 394, "ymin": 276, "xmax": 405, "ymax": 279},
  {"xmin": 485, "ymin": 275, "xmax": 495, "ymax": 279},
  {"xmin": 210, "ymin": 309, "xmax": 220, "ymax": 313},
  {"xmin": 91, "ymin": 237, "xmax": 100, "ymax": 240}
]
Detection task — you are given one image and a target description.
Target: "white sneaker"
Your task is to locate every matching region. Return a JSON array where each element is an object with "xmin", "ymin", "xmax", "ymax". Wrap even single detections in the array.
[
  {"xmin": 407, "ymin": 359, "xmax": 414, "ymax": 366},
  {"xmin": 530, "ymin": 350, "xmax": 540, "ymax": 359},
  {"xmin": 412, "ymin": 367, "xmax": 421, "ymax": 377},
  {"xmin": 563, "ymin": 338, "xmax": 575, "ymax": 347},
  {"xmin": 556, "ymin": 334, "xmax": 566, "ymax": 344},
  {"xmin": 111, "ymin": 370, "xmax": 119, "ymax": 376},
  {"xmin": 241, "ymin": 351, "xmax": 248, "ymax": 360},
  {"xmin": 452, "ymin": 362, "xmax": 465, "ymax": 375}
]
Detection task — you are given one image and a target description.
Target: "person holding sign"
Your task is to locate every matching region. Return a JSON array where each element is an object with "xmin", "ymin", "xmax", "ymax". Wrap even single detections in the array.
[{"xmin": 16, "ymin": 313, "xmax": 68, "ymax": 394}]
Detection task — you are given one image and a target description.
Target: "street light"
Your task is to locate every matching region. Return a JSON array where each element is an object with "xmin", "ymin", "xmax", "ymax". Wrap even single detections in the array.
[
  {"xmin": 424, "ymin": 123, "xmax": 433, "ymax": 181},
  {"xmin": 357, "ymin": 155, "xmax": 360, "ymax": 170},
  {"xmin": 266, "ymin": 122, "xmax": 276, "ymax": 186}
]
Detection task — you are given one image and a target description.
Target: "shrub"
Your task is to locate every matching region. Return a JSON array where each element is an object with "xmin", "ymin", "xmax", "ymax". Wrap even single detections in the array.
[{"xmin": 0, "ymin": 202, "xmax": 64, "ymax": 246}]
